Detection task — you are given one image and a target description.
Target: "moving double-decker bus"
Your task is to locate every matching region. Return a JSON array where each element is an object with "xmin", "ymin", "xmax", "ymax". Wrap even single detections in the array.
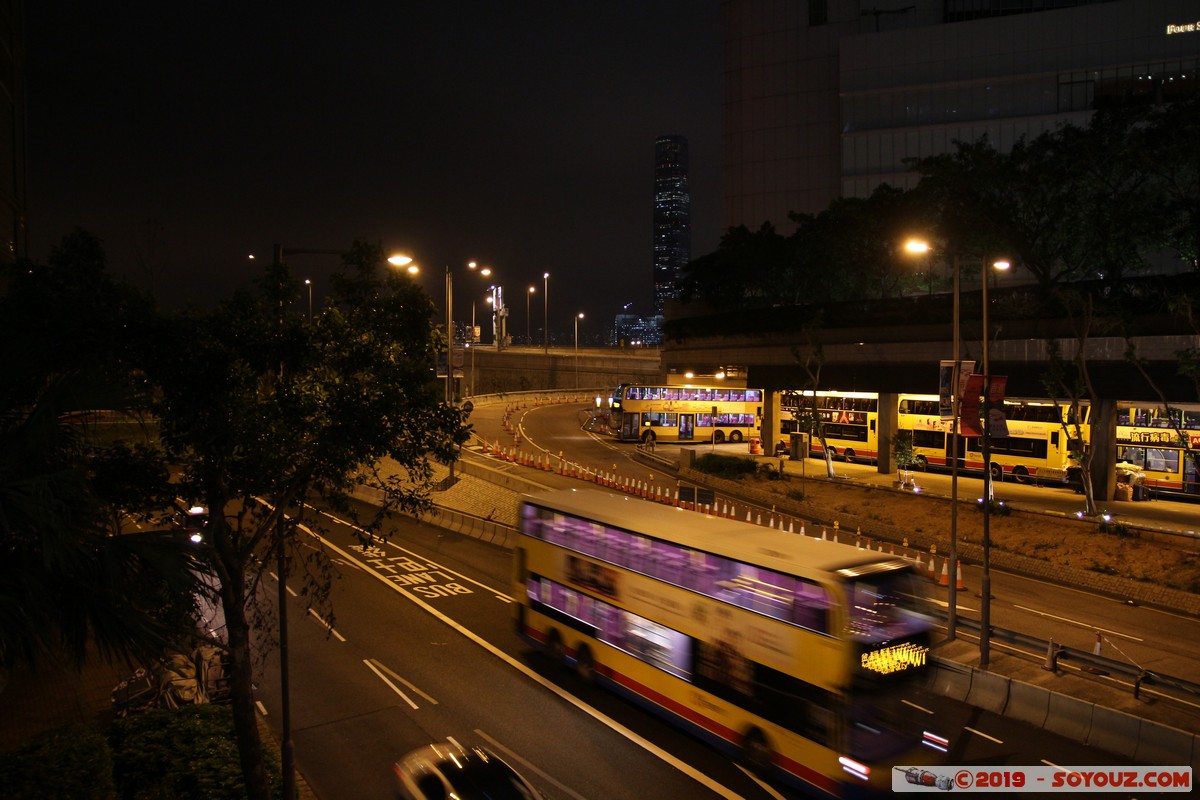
[
  {"xmin": 780, "ymin": 390, "xmax": 1087, "ymax": 484},
  {"xmin": 514, "ymin": 489, "xmax": 941, "ymax": 796},
  {"xmin": 609, "ymin": 383, "xmax": 763, "ymax": 445},
  {"xmin": 1116, "ymin": 403, "xmax": 1200, "ymax": 499}
]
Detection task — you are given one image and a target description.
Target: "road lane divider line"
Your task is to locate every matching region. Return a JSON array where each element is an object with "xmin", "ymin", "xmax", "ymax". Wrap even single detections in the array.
[
  {"xmin": 312, "ymin": 528, "xmax": 748, "ymax": 800},
  {"xmin": 367, "ymin": 658, "xmax": 439, "ymax": 706},
  {"xmin": 255, "ymin": 700, "xmax": 269, "ymax": 716},
  {"xmin": 1011, "ymin": 605, "xmax": 1143, "ymax": 641},
  {"xmin": 306, "ymin": 609, "xmax": 347, "ymax": 642},
  {"xmin": 363, "ymin": 658, "xmax": 420, "ymax": 709},
  {"xmin": 964, "ymin": 726, "xmax": 1004, "ymax": 744},
  {"xmin": 734, "ymin": 764, "xmax": 789, "ymax": 800},
  {"xmin": 474, "ymin": 728, "xmax": 588, "ymax": 800},
  {"xmin": 902, "ymin": 699, "xmax": 934, "ymax": 714}
]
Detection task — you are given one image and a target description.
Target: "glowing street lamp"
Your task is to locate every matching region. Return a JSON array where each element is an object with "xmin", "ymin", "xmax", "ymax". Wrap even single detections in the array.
[
  {"xmin": 574, "ymin": 312, "xmax": 585, "ymax": 388},
  {"xmin": 527, "ymin": 286, "xmax": 536, "ymax": 345},
  {"xmin": 905, "ymin": 238, "xmax": 1009, "ymax": 666},
  {"xmin": 543, "ymin": 272, "xmax": 550, "ymax": 353}
]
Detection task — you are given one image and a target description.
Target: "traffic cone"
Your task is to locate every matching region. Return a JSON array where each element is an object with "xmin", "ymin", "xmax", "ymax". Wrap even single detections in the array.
[
  {"xmin": 800, "ymin": 522, "xmax": 806, "ymax": 537},
  {"xmin": 955, "ymin": 562, "xmax": 965, "ymax": 591},
  {"xmin": 821, "ymin": 527, "xmax": 827, "ymax": 541},
  {"xmin": 788, "ymin": 519, "xmax": 794, "ymax": 533},
  {"xmin": 927, "ymin": 555, "xmax": 937, "ymax": 583},
  {"xmin": 939, "ymin": 558, "xmax": 950, "ymax": 586},
  {"xmin": 756, "ymin": 512, "xmax": 763, "ymax": 525},
  {"xmin": 914, "ymin": 551, "xmax": 924, "ymax": 573}
]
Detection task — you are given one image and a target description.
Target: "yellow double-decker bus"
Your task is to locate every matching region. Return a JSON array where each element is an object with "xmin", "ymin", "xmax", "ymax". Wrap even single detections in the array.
[
  {"xmin": 780, "ymin": 390, "xmax": 1087, "ymax": 485},
  {"xmin": 609, "ymin": 383, "xmax": 763, "ymax": 445},
  {"xmin": 513, "ymin": 489, "xmax": 941, "ymax": 796},
  {"xmin": 1116, "ymin": 403, "xmax": 1200, "ymax": 499}
]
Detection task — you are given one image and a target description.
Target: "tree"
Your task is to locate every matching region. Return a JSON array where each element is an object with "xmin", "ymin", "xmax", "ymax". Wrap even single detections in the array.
[
  {"xmin": 788, "ymin": 316, "xmax": 839, "ymax": 479},
  {"xmin": 140, "ymin": 240, "xmax": 469, "ymax": 800},
  {"xmin": 0, "ymin": 230, "xmax": 208, "ymax": 672}
]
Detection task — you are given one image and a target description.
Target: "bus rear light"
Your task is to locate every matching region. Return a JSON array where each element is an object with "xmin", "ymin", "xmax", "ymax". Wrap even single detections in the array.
[
  {"xmin": 923, "ymin": 731, "xmax": 949, "ymax": 752},
  {"xmin": 839, "ymin": 756, "xmax": 870, "ymax": 781}
]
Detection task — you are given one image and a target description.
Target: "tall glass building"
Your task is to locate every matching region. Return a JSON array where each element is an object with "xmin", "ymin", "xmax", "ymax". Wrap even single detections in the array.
[
  {"xmin": 653, "ymin": 134, "xmax": 691, "ymax": 316},
  {"xmin": 721, "ymin": 0, "xmax": 1200, "ymax": 231}
]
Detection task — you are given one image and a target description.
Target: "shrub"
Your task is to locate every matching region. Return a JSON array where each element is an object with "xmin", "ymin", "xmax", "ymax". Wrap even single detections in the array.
[
  {"xmin": 0, "ymin": 724, "xmax": 116, "ymax": 800},
  {"xmin": 109, "ymin": 705, "xmax": 281, "ymax": 800},
  {"xmin": 692, "ymin": 453, "xmax": 758, "ymax": 480}
]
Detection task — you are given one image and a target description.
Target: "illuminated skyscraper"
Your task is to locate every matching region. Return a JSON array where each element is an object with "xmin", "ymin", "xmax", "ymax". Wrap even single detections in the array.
[{"xmin": 653, "ymin": 134, "xmax": 690, "ymax": 316}]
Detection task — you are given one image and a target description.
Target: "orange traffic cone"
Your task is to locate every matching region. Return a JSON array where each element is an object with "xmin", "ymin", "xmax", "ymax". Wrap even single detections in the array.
[
  {"xmin": 939, "ymin": 558, "xmax": 950, "ymax": 586},
  {"xmin": 956, "ymin": 561, "xmax": 966, "ymax": 591},
  {"xmin": 927, "ymin": 555, "xmax": 937, "ymax": 583}
]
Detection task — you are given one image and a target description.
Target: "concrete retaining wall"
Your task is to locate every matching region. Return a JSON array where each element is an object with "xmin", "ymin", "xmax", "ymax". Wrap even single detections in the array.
[{"xmin": 930, "ymin": 658, "xmax": 1197, "ymax": 767}]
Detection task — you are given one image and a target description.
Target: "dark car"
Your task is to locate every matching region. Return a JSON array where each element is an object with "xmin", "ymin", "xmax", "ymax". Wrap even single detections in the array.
[{"xmin": 393, "ymin": 741, "xmax": 544, "ymax": 800}]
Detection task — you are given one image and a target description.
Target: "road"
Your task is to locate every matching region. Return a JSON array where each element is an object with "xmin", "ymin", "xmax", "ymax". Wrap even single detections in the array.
[
  {"xmin": 479, "ymin": 398, "xmax": 1200, "ymax": 714},
  {"xmin": 249, "ymin": 492, "xmax": 1167, "ymax": 799}
]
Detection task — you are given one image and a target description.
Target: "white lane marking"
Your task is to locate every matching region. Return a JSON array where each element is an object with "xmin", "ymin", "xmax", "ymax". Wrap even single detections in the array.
[
  {"xmin": 734, "ymin": 763, "xmax": 789, "ymax": 800},
  {"xmin": 312, "ymin": 528, "xmax": 748, "ymax": 800},
  {"xmin": 255, "ymin": 700, "xmax": 269, "ymax": 716},
  {"xmin": 367, "ymin": 658, "xmax": 438, "ymax": 706},
  {"xmin": 363, "ymin": 658, "xmax": 420, "ymax": 709},
  {"xmin": 307, "ymin": 609, "xmax": 347, "ymax": 642},
  {"xmin": 1011, "ymin": 605, "xmax": 1143, "ymax": 641},
  {"xmin": 964, "ymin": 726, "xmax": 1004, "ymax": 744},
  {"xmin": 267, "ymin": 570, "xmax": 301, "ymax": 597},
  {"xmin": 475, "ymin": 728, "xmax": 589, "ymax": 800},
  {"xmin": 902, "ymin": 699, "xmax": 934, "ymax": 714}
]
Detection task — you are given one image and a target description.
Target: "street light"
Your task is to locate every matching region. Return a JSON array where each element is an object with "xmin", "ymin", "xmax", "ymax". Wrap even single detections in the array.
[
  {"xmin": 304, "ymin": 279, "xmax": 312, "ymax": 322},
  {"xmin": 574, "ymin": 312, "xmax": 584, "ymax": 389},
  {"xmin": 442, "ymin": 261, "xmax": 492, "ymax": 404},
  {"xmin": 905, "ymin": 239, "xmax": 1008, "ymax": 664},
  {"xmin": 527, "ymin": 286, "xmax": 536, "ymax": 345},
  {"xmin": 543, "ymin": 272, "xmax": 550, "ymax": 353}
]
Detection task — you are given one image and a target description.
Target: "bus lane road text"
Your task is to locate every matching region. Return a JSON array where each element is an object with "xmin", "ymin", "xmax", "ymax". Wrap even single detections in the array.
[{"xmin": 350, "ymin": 544, "xmax": 474, "ymax": 600}]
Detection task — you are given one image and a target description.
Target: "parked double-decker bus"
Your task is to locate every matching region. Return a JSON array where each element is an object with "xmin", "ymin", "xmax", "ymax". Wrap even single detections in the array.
[
  {"xmin": 1116, "ymin": 403, "xmax": 1200, "ymax": 499},
  {"xmin": 900, "ymin": 395, "xmax": 1088, "ymax": 485},
  {"xmin": 780, "ymin": 391, "xmax": 1087, "ymax": 484},
  {"xmin": 780, "ymin": 390, "xmax": 880, "ymax": 463},
  {"xmin": 609, "ymin": 383, "xmax": 763, "ymax": 445},
  {"xmin": 514, "ymin": 489, "xmax": 941, "ymax": 796}
]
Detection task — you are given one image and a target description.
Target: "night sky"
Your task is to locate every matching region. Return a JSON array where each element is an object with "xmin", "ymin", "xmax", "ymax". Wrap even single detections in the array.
[{"xmin": 25, "ymin": 3, "xmax": 722, "ymax": 338}]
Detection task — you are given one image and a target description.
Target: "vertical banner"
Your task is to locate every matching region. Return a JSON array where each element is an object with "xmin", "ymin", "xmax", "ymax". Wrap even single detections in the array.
[
  {"xmin": 960, "ymin": 374, "xmax": 985, "ymax": 437},
  {"xmin": 938, "ymin": 360, "xmax": 977, "ymax": 421},
  {"xmin": 988, "ymin": 375, "xmax": 1009, "ymax": 437}
]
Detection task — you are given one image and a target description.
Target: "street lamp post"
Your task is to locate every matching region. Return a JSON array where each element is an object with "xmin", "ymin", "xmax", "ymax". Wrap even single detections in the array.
[
  {"xmin": 574, "ymin": 312, "xmax": 584, "ymax": 389},
  {"xmin": 543, "ymin": 272, "xmax": 550, "ymax": 353},
  {"xmin": 304, "ymin": 279, "xmax": 312, "ymax": 322},
  {"xmin": 906, "ymin": 240, "xmax": 1007, "ymax": 656},
  {"xmin": 527, "ymin": 286, "xmax": 536, "ymax": 345},
  {"xmin": 979, "ymin": 258, "xmax": 1010, "ymax": 670}
]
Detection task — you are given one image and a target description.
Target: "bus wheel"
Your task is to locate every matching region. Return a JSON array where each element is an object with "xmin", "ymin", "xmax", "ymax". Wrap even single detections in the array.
[
  {"xmin": 739, "ymin": 727, "xmax": 773, "ymax": 776},
  {"xmin": 844, "ymin": 448, "xmax": 856, "ymax": 463},
  {"xmin": 713, "ymin": 431, "xmax": 725, "ymax": 444},
  {"xmin": 729, "ymin": 431, "xmax": 743, "ymax": 443},
  {"xmin": 1012, "ymin": 466, "xmax": 1031, "ymax": 484},
  {"xmin": 915, "ymin": 456, "xmax": 928, "ymax": 472},
  {"xmin": 989, "ymin": 462, "xmax": 1004, "ymax": 484},
  {"xmin": 574, "ymin": 643, "xmax": 596, "ymax": 683},
  {"xmin": 546, "ymin": 628, "xmax": 566, "ymax": 666},
  {"xmin": 641, "ymin": 431, "xmax": 656, "ymax": 447}
]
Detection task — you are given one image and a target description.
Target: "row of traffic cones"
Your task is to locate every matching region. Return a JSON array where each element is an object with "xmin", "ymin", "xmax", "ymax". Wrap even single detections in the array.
[{"xmin": 476, "ymin": 438, "xmax": 969, "ymax": 580}]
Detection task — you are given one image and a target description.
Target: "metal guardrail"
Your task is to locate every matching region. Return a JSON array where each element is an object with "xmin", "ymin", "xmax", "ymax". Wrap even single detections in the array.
[{"xmin": 945, "ymin": 615, "xmax": 1200, "ymax": 705}]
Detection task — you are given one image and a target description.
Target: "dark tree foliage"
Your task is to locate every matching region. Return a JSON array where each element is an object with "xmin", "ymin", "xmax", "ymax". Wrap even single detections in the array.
[
  {"xmin": 0, "ymin": 230, "xmax": 208, "ymax": 672},
  {"xmin": 139, "ymin": 239, "xmax": 470, "ymax": 800}
]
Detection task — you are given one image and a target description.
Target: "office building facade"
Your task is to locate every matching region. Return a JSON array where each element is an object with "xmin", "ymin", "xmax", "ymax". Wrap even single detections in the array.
[{"xmin": 721, "ymin": 0, "xmax": 1200, "ymax": 231}]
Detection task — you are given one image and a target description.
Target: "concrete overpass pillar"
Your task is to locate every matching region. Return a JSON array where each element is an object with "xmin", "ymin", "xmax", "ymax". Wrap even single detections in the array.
[
  {"xmin": 763, "ymin": 389, "xmax": 783, "ymax": 454},
  {"xmin": 878, "ymin": 392, "xmax": 898, "ymax": 476}
]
